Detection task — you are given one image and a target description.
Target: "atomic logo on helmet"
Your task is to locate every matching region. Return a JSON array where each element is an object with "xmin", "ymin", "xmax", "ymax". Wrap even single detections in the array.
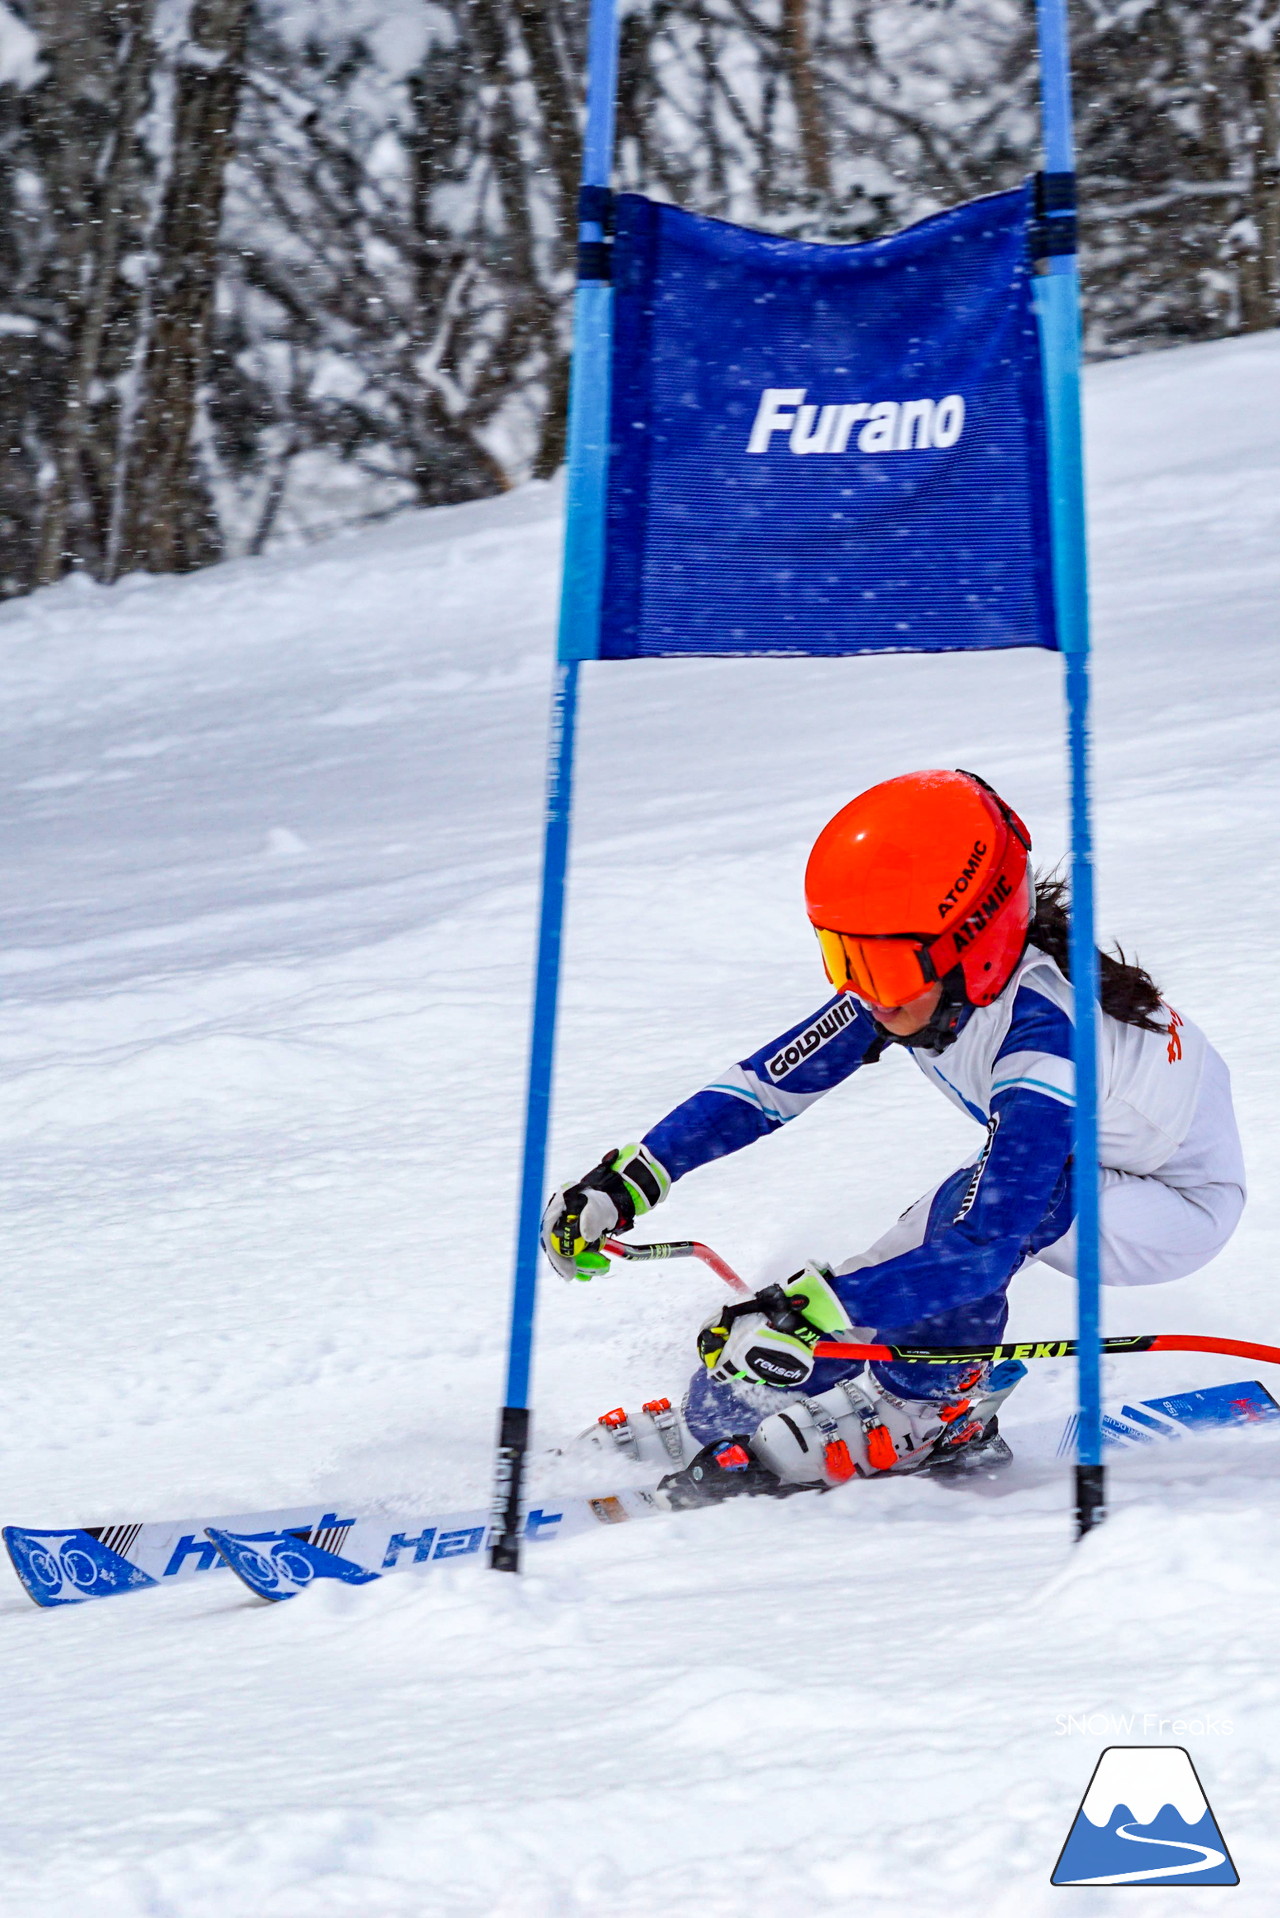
[{"xmin": 805, "ymin": 769, "xmax": 1033, "ymax": 1011}]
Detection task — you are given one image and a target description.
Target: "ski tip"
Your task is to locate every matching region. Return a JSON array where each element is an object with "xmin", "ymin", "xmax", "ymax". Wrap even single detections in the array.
[
  {"xmin": 3, "ymin": 1524, "xmax": 157, "ymax": 1608},
  {"xmin": 205, "ymin": 1527, "xmax": 381, "ymax": 1603}
]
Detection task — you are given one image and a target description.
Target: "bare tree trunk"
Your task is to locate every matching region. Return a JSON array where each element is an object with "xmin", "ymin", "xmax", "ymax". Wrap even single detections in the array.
[
  {"xmin": 1242, "ymin": 39, "xmax": 1280, "ymax": 331},
  {"xmin": 781, "ymin": 0, "xmax": 831, "ymax": 197},
  {"xmin": 115, "ymin": 0, "xmax": 249, "ymax": 576},
  {"xmin": 514, "ymin": 0, "xmax": 580, "ymax": 477},
  {"xmin": 531, "ymin": 348, "xmax": 570, "ymax": 480},
  {"xmin": 470, "ymin": 0, "xmax": 568, "ymax": 478},
  {"xmin": 402, "ymin": 43, "xmax": 510, "ymax": 502},
  {"xmin": 34, "ymin": 0, "xmax": 155, "ymax": 587},
  {"xmin": 514, "ymin": 1, "xmax": 580, "ymax": 220}
]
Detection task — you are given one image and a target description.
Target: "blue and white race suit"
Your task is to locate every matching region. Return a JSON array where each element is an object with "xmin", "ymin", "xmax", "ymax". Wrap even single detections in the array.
[{"xmin": 639, "ymin": 947, "xmax": 1245, "ymax": 1434}]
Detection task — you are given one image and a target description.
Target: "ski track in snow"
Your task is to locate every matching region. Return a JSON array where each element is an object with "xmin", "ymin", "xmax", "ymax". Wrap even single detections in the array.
[{"xmin": 0, "ymin": 334, "xmax": 1278, "ymax": 1913}]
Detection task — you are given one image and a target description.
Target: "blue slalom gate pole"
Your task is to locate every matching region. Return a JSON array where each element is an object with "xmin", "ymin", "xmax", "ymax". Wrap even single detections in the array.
[
  {"xmin": 1033, "ymin": 0, "xmax": 1104, "ymax": 1538},
  {"xmin": 490, "ymin": 0, "xmax": 620, "ymax": 1572}
]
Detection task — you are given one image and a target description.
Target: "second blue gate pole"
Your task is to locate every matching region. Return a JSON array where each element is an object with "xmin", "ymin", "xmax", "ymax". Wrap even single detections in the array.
[
  {"xmin": 1034, "ymin": 0, "xmax": 1105, "ymax": 1537},
  {"xmin": 490, "ymin": 0, "xmax": 620, "ymax": 1572}
]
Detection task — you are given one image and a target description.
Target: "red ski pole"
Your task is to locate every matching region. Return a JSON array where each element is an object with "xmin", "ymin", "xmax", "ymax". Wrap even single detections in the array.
[
  {"xmin": 602, "ymin": 1237, "xmax": 751, "ymax": 1295},
  {"xmin": 604, "ymin": 1241, "xmax": 1280, "ymax": 1369},
  {"xmin": 813, "ymin": 1333, "xmax": 1280, "ymax": 1367}
]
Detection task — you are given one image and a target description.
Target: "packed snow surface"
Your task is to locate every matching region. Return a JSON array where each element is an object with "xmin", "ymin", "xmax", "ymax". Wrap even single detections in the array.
[{"xmin": 1, "ymin": 331, "xmax": 1279, "ymax": 1915}]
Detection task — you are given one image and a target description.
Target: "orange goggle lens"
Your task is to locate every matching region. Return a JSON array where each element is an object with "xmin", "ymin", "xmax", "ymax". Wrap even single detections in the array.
[{"xmin": 814, "ymin": 926, "xmax": 939, "ymax": 1009}]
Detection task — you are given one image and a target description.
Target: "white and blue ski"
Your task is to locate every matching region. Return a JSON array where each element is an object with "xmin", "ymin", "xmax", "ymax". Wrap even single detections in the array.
[
  {"xmin": 1052, "ymin": 1378, "xmax": 1280, "ymax": 1455},
  {"xmin": 204, "ymin": 1491, "xmax": 660, "ymax": 1602},
  {"xmin": 2, "ymin": 1494, "xmax": 655, "ymax": 1609},
  {"xmin": 7, "ymin": 1378, "xmax": 1277, "ymax": 1610},
  {"xmin": 4, "ymin": 1505, "xmax": 369, "ymax": 1609},
  {"xmin": 208, "ymin": 1378, "xmax": 1280, "ymax": 1603}
]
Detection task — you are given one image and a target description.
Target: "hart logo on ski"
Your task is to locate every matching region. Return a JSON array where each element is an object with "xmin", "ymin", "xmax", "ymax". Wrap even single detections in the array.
[{"xmin": 1051, "ymin": 1747, "xmax": 1237, "ymax": 1885}]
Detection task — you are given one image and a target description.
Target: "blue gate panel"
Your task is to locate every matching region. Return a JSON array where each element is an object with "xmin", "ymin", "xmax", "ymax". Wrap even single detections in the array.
[{"xmin": 599, "ymin": 184, "xmax": 1056, "ymax": 660}]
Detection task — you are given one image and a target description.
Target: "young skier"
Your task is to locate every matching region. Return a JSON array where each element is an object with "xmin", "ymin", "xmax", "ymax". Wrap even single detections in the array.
[{"xmin": 541, "ymin": 769, "xmax": 1246, "ymax": 1502}]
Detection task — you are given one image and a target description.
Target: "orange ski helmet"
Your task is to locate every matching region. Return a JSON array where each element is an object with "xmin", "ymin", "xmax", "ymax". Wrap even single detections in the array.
[{"xmin": 805, "ymin": 770, "xmax": 1033, "ymax": 1010}]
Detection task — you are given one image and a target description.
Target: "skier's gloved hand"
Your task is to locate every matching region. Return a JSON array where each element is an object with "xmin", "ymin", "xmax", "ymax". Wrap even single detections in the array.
[
  {"xmin": 697, "ymin": 1262, "xmax": 869, "ymax": 1390},
  {"xmin": 541, "ymin": 1143, "xmax": 671, "ymax": 1282}
]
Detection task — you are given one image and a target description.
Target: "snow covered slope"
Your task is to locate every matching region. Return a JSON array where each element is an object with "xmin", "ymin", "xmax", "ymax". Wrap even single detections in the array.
[{"xmin": 1, "ymin": 330, "xmax": 1279, "ymax": 1914}]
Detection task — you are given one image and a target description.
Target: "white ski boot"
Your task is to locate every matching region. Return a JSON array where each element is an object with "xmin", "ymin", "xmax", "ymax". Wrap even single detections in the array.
[
  {"xmin": 573, "ymin": 1396, "xmax": 696, "ymax": 1470},
  {"xmin": 750, "ymin": 1364, "xmax": 1023, "ymax": 1489}
]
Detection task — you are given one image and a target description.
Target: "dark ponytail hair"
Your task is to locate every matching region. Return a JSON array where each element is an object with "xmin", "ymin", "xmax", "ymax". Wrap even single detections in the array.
[{"xmin": 1028, "ymin": 870, "xmax": 1165, "ymax": 1032}]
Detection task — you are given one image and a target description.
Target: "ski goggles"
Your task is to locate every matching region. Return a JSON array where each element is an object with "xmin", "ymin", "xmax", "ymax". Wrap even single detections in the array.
[{"xmin": 814, "ymin": 925, "xmax": 955, "ymax": 1009}]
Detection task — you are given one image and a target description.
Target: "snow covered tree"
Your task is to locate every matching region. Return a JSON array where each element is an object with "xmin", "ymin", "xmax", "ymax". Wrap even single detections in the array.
[
  {"xmin": 0, "ymin": 1, "xmax": 151, "ymax": 592},
  {"xmin": 29, "ymin": 0, "xmax": 156, "ymax": 587},
  {"xmin": 114, "ymin": 0, "xmax": 251, "ymax": 576},
  {"xmin": 1073, "ymin": 0, "xmax": 1280, "ymax": 348},
  {"xmin": 205, "ymin": 0, "xmax": 584, "ymax": 548},
  {"xmin": 0, "ymin": 0, "xmax": 1274, "ymax": 597}
]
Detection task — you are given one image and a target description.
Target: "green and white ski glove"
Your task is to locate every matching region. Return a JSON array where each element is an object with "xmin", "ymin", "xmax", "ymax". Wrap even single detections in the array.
[
  {"xmin": 541, "ymin": 1144, "xmax": 671, "ymax": 1282},
  {"xmin": 697, "ymin": 1262, "xmax": 868, "ymax": 1391}
]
